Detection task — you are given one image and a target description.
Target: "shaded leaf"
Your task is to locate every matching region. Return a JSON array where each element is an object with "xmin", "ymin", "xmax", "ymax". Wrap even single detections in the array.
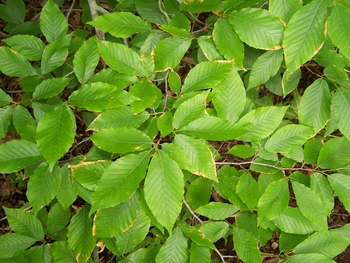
[
  {"xmin": 317, "ymin": 137, "xmax": 350, "ymax": 169},
  {"xmin": 333, "ymin": 88, "xmax": 350, "ymax": 141},
  {"xmin": 33, "ymin": 77, "xmax": 71, "ymax": 100},
  {"xmin": 0, "ymin": 233, "xmax": 36, "ymax": 259},
  {"xmin": 328, "ymin": 173, "xmax": 350, "ymax": 212},
  {"xmin": 232, "ymin": 227, "xmax": 261, "ymax": 263}
]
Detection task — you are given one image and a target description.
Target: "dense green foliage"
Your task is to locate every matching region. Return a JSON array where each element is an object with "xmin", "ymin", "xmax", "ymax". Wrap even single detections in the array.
[{"xmin": 1, "ymin": 0, "xmax": 350, "ymax": 262}]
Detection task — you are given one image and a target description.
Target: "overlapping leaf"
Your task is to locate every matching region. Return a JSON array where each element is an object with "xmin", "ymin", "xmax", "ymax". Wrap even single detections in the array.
[
  {"xmin": 3, "ymin": 35, "xmax": 45, "ymax": 60},
  {"xmin": 333, "ymin": 88, "xmax": 350, "ymax": 141},
  {"xmin": 196, "ymin": 202, "xmax": 238, "ymax": 220},
  {"xmin": 198, "ymin": 36, "xmax": 223, "ymax": 61},
  {"xmin": 269, "ymin": 0, "xmax": 302, "ymax": 23},
  {"xmin": 232, "ymin": 227, "xmax": 261, "ymax": 263},
  {"xmin": 179, "ymin": 0, "xmax": 222, "ymax": 13},
  {"xmin": 236, "ymin": 172, "xmax": 261, "ymax": 210},
  {"xmin": 317, "ymin": 137, "xmax": 350, "ymax": 169},
  {"xmin": 311, "ymin": 173, "xmax": 334, "ymax": 217},
  {"xmin": 0, "ymin": 234, "xmax": 37, "ymax": 259},
  {"xmin": 33, "ymin": 77, "xmax": 71, "ymax": 100},
  {"xmin": 0, "ymin": 46, "xmax": 36, "ymax": 77},
  {"xmin": 0, "ymin": 89, "xmax": 12, "ymax": 106},
  {"xmin": 328, "ymin": 174, "xmax": 350, "ymax": 212},
  {"xmin": 0, "ymin": 106, "xmax": 12, "ymax": 140}
]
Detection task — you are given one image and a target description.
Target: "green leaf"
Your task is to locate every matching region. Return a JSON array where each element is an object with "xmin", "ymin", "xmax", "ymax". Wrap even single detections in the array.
[
  {"xmin": 3, "ymin": 35, "xmax": 45, "ymax": 61},
  {"xmin": 333, "ymin": 88, "xmax": 350, "ymax": 141},
  {"xmin": 200, "ymin": 222, "xmax": 229, "ymax": 243},
  {"xmin": 236, "ymin": 172, "xmax": 261, "ymax": 210},
  {"xmin": 286, "ymin": 253, "xmax": 335, "ymax": 263},
  {"xmin": 157, "ymin": 111, "xmax": 173, "ymax": 137},
  {"xmin": 279, "ymin": 232, "xmax": 307, "ymax": 252},
  {"xmin": 179, "ymin": 0, "xmax": 221, "ymax": 13},
  {"xmin": 0, "ymin": 89, "xmax": 12, "ymax": 106},
  {"xmin": 93, "ymin": 193, "xmax": 139, "ymax": 237},
  {"xmin": 310, "ymin": 173, "xmax": 334, "ymax": 217},
  {"xmin": 50, "ymin": 241, "xmax": 76, "ymax": 263},
  {"xmin": 185, "ymin": 177, "xmax": 212, "ymax": 210},
  {"xmin": 153, "ymin": 37, "xmax": 192, "ymax": 71},
  {"xmin": 283, "ymin": 0, "xmax": 327, "ymax": 76},
  {"xmin": 190, "ymin": 242, "xmax": 211, "ymax": 263},
  {"xmin": 196, "ymin": 202, "xmax": 238, "ymax": 220},
  {"xmin": 180, "ymin": 223, "xmax": 216, "ymax": 250},
  {"xmin": 282, "ymin": 68, "xmax": 301, "ymax": 96},
  {"xmin": 198, "ymin": 36, "xmax": 224, "ymax": 61},
  {"xmin": 27, "ymin": 162, "xmax": 61, "ymax": 213},
  {"xmin": 328, "ymin": 173, "xmax": 350, "ymax": 212},
  {"xmin": 328, "ymin": 3, "xmax": 350, "ymax": 62},
  {"xmin": 136, "ymin": 0, "xmax": 167, "ymax": 24},
  {"xmin": 91, "ymin": 151, "xmax": 150, "ymax": 212},
  {"xmin": 0, "ymin": 233, "xmax": 37, "ymax": 259},
  {"xmin": 181, "ymin": 61, "xmax": 232, "ymax": 93},
  {"xmin": 67, "ymin": 207, "xmax": 95, "ymax": 262},
  {"xmin": 248, "ymin": 50, "xmax": 283, "ymax": 89},
  {"xmin": 232, "ymin": 227, "xmax": 261, "ymax": 263},
  {"xmin": 144, "ymin": 150, "xmax": 184, "ymax": 234},
  {"xmin": 57, "ymin": 164, "xmax": 77, "ymax": 209},
  {"xmin": 257, "ymin": 178, "xmax": 289, "ymax": 224},
  {"xmin": 228, "ymin": 8, "xmax": 284, "ymax": 50},
  {"xmin": 88, "ymin": 12, "xmax": 151, "ymax": 38},
  {"xmin": 0, "ymin": 140, "xmax": 43, "ymax": 173},
  {"xmin": 234, "ymin": 106, "xmax": 288, "ymax": 141},
  {"xmin": 40, "ymin": 0, "xmax": 68, "ymax": 43},
  {"xmin": 69, "ymin": 82, "xmax": 138, "ymax": 112},
  {"xmin": 47, "ymin": 203, "xmax": 71, "ymax": 235},
  {"xmin": 0, "ymin": 46, "xmax": 36, "ymax": 77},
  {"xmin": 174, "ymin": 134, "xmax": 217, "ymax": 181},
  {"xmin": 90, "ymin": 127, "xmax": 152, "ymax": 154},
  {"xmin": 33, "ymin": 77, "xmax": 71, "ymax": 100},
  {"xmin": 304, "ymin": 137, "xmax": 323, "ymax": 164},
  {"xmin": 90, "ymin": 68, "xmax": 138, "ymax": 87},
  {"xmin": 0, "ymin": 0, "xmax": 25, "ymax": 24},
  {"xmin": 269, "ymin": 0, "xmax": 302, "ymax": 23},
  {"xmin": 73, "ymin": 36, "xmax": 100, "ymax": 84},
  {"xmin": 168, "ymin": 71, "xmax": 182, "ymax": 94},
  {"xmin": 293, "ymin": 230, "xmax": 350, "ymax": 258},
  {"xmin": 36, "ymin": 103, "xmax": 76, "ymax": 167},
  {"xmin": 317, "ymin": 137, "xmax": 350, "ymax": 169},
  {"xmin": 121, "ymin": 247, "xmax": 159, "ymax": 263},
  {"xmin": 0, "ymin": 106, "xmax": 12, "ymax": 140},
  {"xmin": 12, "ymin": 105, "xmax": 36, "ymax": 142},
  {"xmin": 213, "ymin": 18, "xmax": 244, "ymax": 67},
  {"xmin": 265, "ymin": 124, "xmax": 314, "ymax": 153},
  {"xmin": 212, "ymin": 68, "xmax": 246, "ymax": 122},
  {"xmin": 155, "ymin": 227, "xmax": 188, "ymax": 263},
  {"xmin": 41, "ymin": 34, "xmax": 71, "ymax": 74},
  {"xmin": 292, "ymin": 181, "xmax": 328, "ymax": 230},
  {"xmin": 227, "ymin": 145, "xmax": 257, "ymax": 158},
  {"xmin": 162, "ymin": 143, "xmax": 195, "ymax": 171},
  {"xmin": 4, "ymin": 208, "xmax": 44, "ymax": 240},
  {"xmin": 97, "ymin": 40, "xmax": 146, "ymax": 76},
  {"xmin": 299, "ymin": 79, "xmax": 331, "ymax": 132}
]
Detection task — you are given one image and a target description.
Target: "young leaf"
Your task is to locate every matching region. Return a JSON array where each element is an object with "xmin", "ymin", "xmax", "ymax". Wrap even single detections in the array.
[
  {"xmin": 317, "ymin": 137, "xmax": 350, "ymax": 169},
  {"xmin": 190, "ymin": 242, "xmax": 211, "ymax": 263},
  {"xmin": 40, "ymin": 0, "xmax": 68, "ymax": 43},
  {"xmin": 232, "ymin": 227, "xmax": 261, "ymax": 263},
  {"xmin": 3, "ymin": 35, "xmax": 45, "ymax": 61},
  {"xmin": 212, "ymin": 68, "xmax": 246, "ymax": 122},
  {"xmin": 0, "ymin": 233, "xmax": 37, "ymax": 259},
  {"xmin": 213, "ymin": 18, "xmax": 244, "ymax": 68},
  {"xmin": 269, "ymin": 0, "xmax": 302, "ymax": 23},
  {"xmin": 33, "ymin": 77, "xmax": 71, "ymax": 100},
  {"xmin": 90, "ymin": 127, "xmax": 152, "ymax": 154},
  {"xmin": 299, "ymin": 79, "xmax": 331, "ymax": 132},
  {"xmin": 264, "ymin": 124, "xmax": 314, "ymax": 153},
  {"xmin": 236, "ymin": 172, "xmax": 261, "ymax": 210},
  {"xmin": 27, "ymin": 162, "xmax": 61, "ymax": 214},
  {"xmin": 73, "ymin": 36, "xmax": 100, "ymax": 84},
  {"xmin": 91, "ymin": 151, "xmax": 150, "ymax": 212},
  {"xmin": 248, "ymin": 50, "xmax": 283, "ymax": 89},
  {"xmin": 4, "ymin": 208, "xmax": 44, "ymax": 240},
  {"xmin": 153, "ymin": 37, "xmax": 192, "ymax": 71},
  {"xmin": 292, "ymin": 181, "xmax": 328, "ymax": 230},
  {"xmin": 168, "ymin": 71, "xmax": 181, "ymax": 94},
  {"xmin": 144, "ymin": 150, "xmax": 184, "ymax": 234},
  {"xmin": 181, "ymin": 61, "xmax": 232, "ymax": 93},
  {"xmin": 0, "ymin": 89, "xmax": 12, "ymax": 106},
  {"xmin": 283, "ymin": 0, "xmax": 327, "ymax": 77},
  {"xmin": 0, "ymin": 106, "xmax": 12, "ymax": 140},
  {"xmin": 97, "ymin": 40, "xmax": 146, "ymax": 76},
  {"xmin": 41, "ymin": 34, "xmax": 71, "ymax": 74},
  {"xmin": 195, "ymin": 202, "xmax": 238, "ymax": 220},
  {"xmin": 0, "ymin": 140, "xmax": 43, "ymax": 173},
  {"xmin": 36, "ymin": 103, "xmax": 76, "ymax": 168},
  {"xmin": 155, "ymin": 227, "xmax": 188, "ymax": 263},
  {"xmin": 0, "ymin": 46, "xmax": 36, "ymax": 77},
  {"xmin": 328, "ymin": 173, "xmax": 350, "ymax": 212},
  {"xmin": 67, "ymin": 207, "xmax": 95, "ymax": 262},
  {"xmin": 69, "ymin": 82, "xmax": 138, "ymax": 112},
  {"xmin": 174, "ymin": 134, "xmax": 217, "ymax": 181},
  {"xmin": 333, "ymin": 88, "xmax": 350, "ymax": 141},
  {"xmin": 228, "ymin": 8, "xmax": 284, "ymax": 50}
]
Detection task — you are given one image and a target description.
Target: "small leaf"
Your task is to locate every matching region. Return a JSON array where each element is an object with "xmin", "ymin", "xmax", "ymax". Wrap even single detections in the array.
[
  {"xmin": 57, "ymin": 164, "xmax": 77, "ymax": 209},
  {"xmin": 50, "ymin": 241, "xmax": 76, "ymax": 263},
  {"xmin": 0, "ymin": 233, "xmax": 37, "ymax": 259},
  {"xmin": 90, "ymin": 127, "xmax": 152, "ymax": 154},
  {"xmin": 180, "ymin": 223, "xmax": 216, "ymax": 250},
  {"xmin": 12, "ymin": 105, "xmax": 36, "ymax": 142},
  {"xmin": 0, "ymin": 46, "xmax": 36, "ymax": 77},
  {"xmin": 269, "ymin": 0, "xmax": 302, "ymax": 23},
  {"xmin": 236, "ymin": 172, "xmax": 261, "ymax": 210},
  {"xmin": 198, "ymin": 36, "xmax": 224, "ymax": 61},
  {"xmin": 232, "ymin": 227, "xmax": 262, "ymax": 263},
  {"xmin": 0, "ymin": 106, "xmax": 12, "ymax": 140},
  {"xmin": 190, "ymin": 242, "xmax": 211, "ymax": 263},
  {"xmin": 33, "ymin": 77, "xmax": 71, "ymax": 100},
  {"xmin": 88, "ymin": 12, "xmax": 151, "ymax": 38},
  {"xmin": 228, "ymin": 8, "xmax": 284, "ymax": 50},
  {"xmin": 40, "ymin": 0, "xmax": 68, "ymax": 43},
  {"xmin": 47, "ymin": 203, "xmax": 71, "ymax": 235},
  {"xmin": 328, "ymin": 173, "xmax": 350, "ymax": 212},
  {"xmin": 196, "ymin": 202, "xmax": 238, "ymax": 220},
  {"xmin": 310, "ymin": 173, "xmax": 334, "ymax": 217},
  {"xmin": 144, "ymin": 150, "xmax": 184, "ymax": 234},
  {"xmin": 286, "ymin": 253, "xmax": 336, "ymax": 263},
  {"xmin": 3, "ymin": 35, "xmax": 45, "ymax": 60},
  {"xmin": 0, "ymin": 89, "xmax": 12, "ymax": 106},
  {"xmin": 317, "ymin": 137, "xmax": 350, "ymax": 169},
  {"xmin": 333, "ymin": 88, "xmax": 350, "ymax": 141},
  {"xmin": 185, "ymin": 177, "xmax": 212, "ymax": 210},
  {"xmin": 157, "ymin": 111, "xmax": 173, "ymax": 137},
  {"xmin": 180, "ymin": 0, "xmax": 222, "ymax": 13},
  {"xmin": 168, "ymin": 71, "xmax": 182, "ymax": 94}
]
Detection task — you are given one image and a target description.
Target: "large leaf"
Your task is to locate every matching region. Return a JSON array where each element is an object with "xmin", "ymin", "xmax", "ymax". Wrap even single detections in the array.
[
  {"xmin": 232, "ymin": 227, "xmax": 261, "ymax": 263},
  {"xmin": 69, "ymin": 82, "xmax": 138, "ymax": 112},
  {"xmin": 265, "ymin": 124, "xmax": 314, "ymax": 153},
  {"xmin": 0, "ymin": 140, "xmax": 43, "ymax": 173},
  {"xmin": 328, "ymin": 173, "xmax": 350, "ymax": 212},
  {"xmin": 174, "ymin": 134, "xmax": 217, "ymax": 181},
  {"xmin": 212, "ymin": 68, "xmax": 246, "ymax": 122},
  {"xmin": 213, "ymin": 18, "xmax": 244, "ymax": 67},
  {"xmin": 40, "ymin": 0, "xmax": 68, "ymax": 43},
  {"xmin": 90, "ymin": 127, "xmax": 152, "ymax": 154},
  {"xmin": 91, "ymin": 151, "xmax": 150, "ymax": 212},
  {"xmin": 67, "ymin": 207, "xmax": 95, "ymax": 263},
  {"xmin": 135, "ymin": 0, "xmax": 167, "ymax": 24},
  {"xmin": 27, "ymin": 162, "xmax": 61, "ymax": 214},
  {"xmin": 36, "ymin": 103, "xmax": 76, "ymax": 168},
  {"xmin": 236, "ymin": 172, "xmax": 261, "ymax": 210},
  {"xmin": 181, "ymin": 61, "xmax": 232, "ymax": 93},
  {"xmin": 153, "ymin": 37, "xmax": 192, "ymax": 71},
  {"xmin": 328, "ymin": 3, "xmax": 350, "ymax": 62},
  {"xmin": 73, "ymin": 36, "xmax": 100, "ymax": 84},
  {"xmin": 333, "ymin": 88, "xmax": 350, "ymax": 141},
  {"xmin": 317, "ymin": 137, "xmax": 350, "ymax": 169},
  {"xmin": 228, "ymin": 8, "xmax": 284, "ymax": 50},
  {"xmin": 33, "ymin": 77, "xmax": 71, "ymax": 100},
  {"xmin": 310, "ymin": 173, "xmax": 334, "ymax": 217},
  {"xmin": 0, "ymin": 46, "xmax": 36, "ymax": 77},
  {"xmin": 269, "ymin": 0, "xmax": 302, "ymax": 23},
  {"xmin": 155, "ymin": 227, "xmax": 188, "ymax": 263},
  {"xmin": 292, "ymin": 181, "xmax": 328, "ymax": 230},
  {"xmin": 299, "ymin": 79, "xmax": 331, "ymax": 132},
  {"xmin": 3, "ymin": 35, "xmax": 45, "ymax": 61},
  {"xmin": 189, "ymin": 242, "xmax": 211, "ymax": 263},
  {"xmin": 97, "ymin": 40, "xmax": 146, "ymax": 76},
  {"xmin": 0, "ymin": 233, "xmax": 37, "ymax": 259},
  {"xmin": 144, "ymin": 150, "xmax": 184, "ymax": 234},
  {"xmin": 283, "ymin": 0, "xmax": 327, "ymax": 77},
  {"xmin": 50, "ymin": 241, "xmax": 76, "ymax": 263}
]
